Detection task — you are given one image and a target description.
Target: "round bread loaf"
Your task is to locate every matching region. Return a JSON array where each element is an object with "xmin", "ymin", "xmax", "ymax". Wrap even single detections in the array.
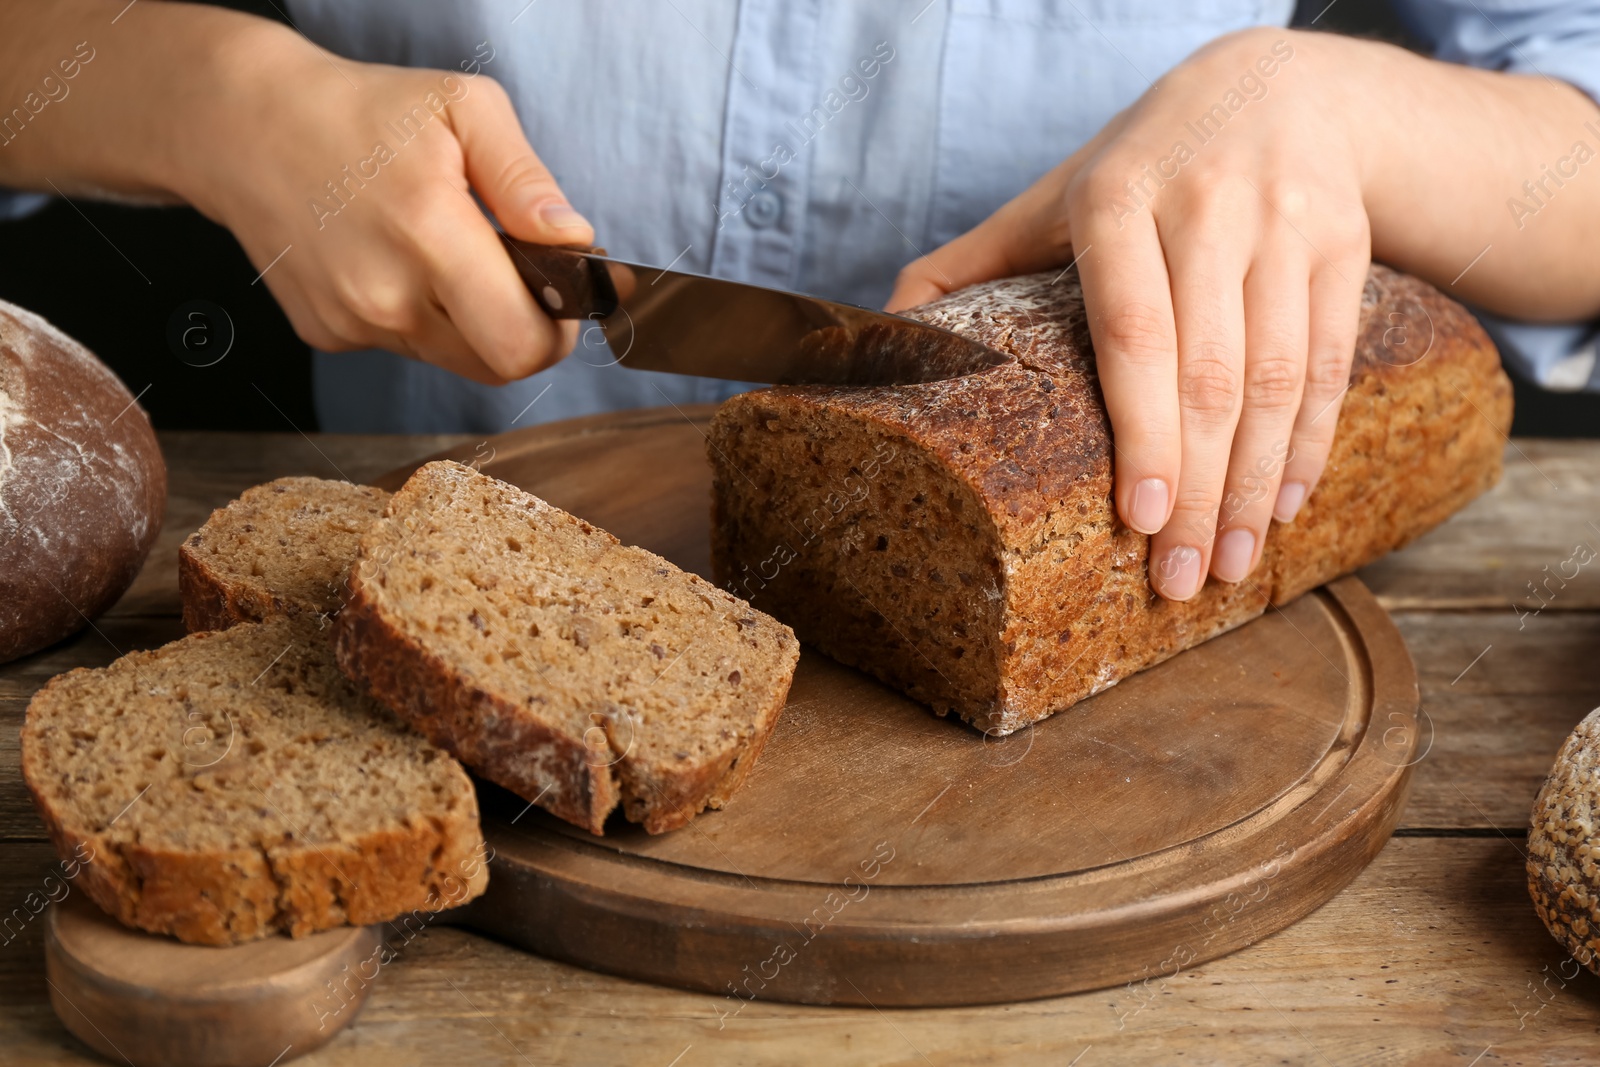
[
  {"xmin": 1529, "ymin": 707, "xmax": 1600, "ymax": 971},
  {"xmin": 0, "ymin": 300, "xmax": 165, "ymax": 663}
]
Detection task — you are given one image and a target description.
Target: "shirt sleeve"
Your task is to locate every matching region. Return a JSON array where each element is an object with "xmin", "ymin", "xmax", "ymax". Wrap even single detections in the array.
[
  {"xmin": 0, "ymin": 191, "xmax": 49, "ymax": 221},
  {"xmin": 1392, "ymin": 0, "xmax": 1600, "ymax": 391},
  {"xmin": 1396, "ymin": 0, "xmax": 1600, "ymax": 104}
]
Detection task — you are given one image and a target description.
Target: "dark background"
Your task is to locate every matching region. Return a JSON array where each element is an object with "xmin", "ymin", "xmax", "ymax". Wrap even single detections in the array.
[
  {"xmin": 0, "ymin": 0, "xmax": 1592, "ymax": 434},
  {"xmin": 0, "ymin": 0, "xmax": 314, "ymax": 432}
]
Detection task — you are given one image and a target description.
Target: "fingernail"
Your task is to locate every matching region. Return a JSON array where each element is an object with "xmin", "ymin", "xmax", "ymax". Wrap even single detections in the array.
[
  {"xmin": 1155, "ymin": 545, "xmax": 1203, "ymax": 601},
  {"xmin": 538, "ymin": 199, "xmax": 590, "ymax": 233},
  {"xmin": 1274, "ymin": 481, "xmax": 1307, "ymax": 524},
  {"xmin": 1129, "ymin": 478, "xmax": 1170, "ymax": 535},
  {"xmin": 1212, "ymin": 528, "xmax": 1256, "ymax": 583}
]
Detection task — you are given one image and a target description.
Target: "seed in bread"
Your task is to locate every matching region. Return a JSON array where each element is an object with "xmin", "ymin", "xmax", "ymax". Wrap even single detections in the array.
[
  {"xmin": 180, "ymin": 476, "xmax": 390, "ymax": 632},
  {"xmin": 333, "ymin": 460, "xmax": 801, "ymax": 835},
  {"xmin": 21, "ymin": 616, "xmax": 487, "ymax": 945},
  {"xmin": 708, "ymin": 265, "xmax": 1511, "ymax": 734}
]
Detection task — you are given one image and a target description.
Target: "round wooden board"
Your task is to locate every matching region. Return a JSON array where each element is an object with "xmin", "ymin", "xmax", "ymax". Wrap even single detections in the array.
[
  {"xmin": 380, "ymin": 404, "xmax": 1421, "ymax": 1008},
  {"xmin": 45, "ymin": 892, "xmax": 382, "ymax": 1066}
]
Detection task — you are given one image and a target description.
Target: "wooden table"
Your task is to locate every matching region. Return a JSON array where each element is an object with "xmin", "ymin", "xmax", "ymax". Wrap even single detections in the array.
[{"xmin": 3, "ymin": 431, "xmax": 1598, "ymax": 1066}]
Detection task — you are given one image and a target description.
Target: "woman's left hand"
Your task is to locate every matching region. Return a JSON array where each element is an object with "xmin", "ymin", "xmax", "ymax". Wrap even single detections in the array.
[{"xmin": 888, "ymin": 28, "xmax": 1372, "ymax": 601}]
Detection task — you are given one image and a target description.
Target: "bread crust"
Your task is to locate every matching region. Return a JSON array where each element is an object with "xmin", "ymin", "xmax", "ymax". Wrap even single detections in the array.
[
  {"xmin": 709, "ymin": 265, "xmax": 1511, "ymax": 732},
  {"xmin": 25, "ymin": 787, "xmax": 487, "ymax": 945},
  {"xmin": 178, "ymin": 546, "xmax": 259, "ymax": 633},
  {"xmin": 615, "ymin": 657, "xmax": 793, "ymax": 834}
]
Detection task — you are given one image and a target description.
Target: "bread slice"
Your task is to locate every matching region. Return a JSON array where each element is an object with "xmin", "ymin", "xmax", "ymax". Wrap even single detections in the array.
[
  {"xmin": 180, "ymin": 477, "xmax": 390, "ymax": 632},
  {"xmin": 709, "ymin": 264, "xmax": 1511, "ymax": 734},
  {"xmin": 333, "ymin": 460, "xmax": 801, "ymax": 835},
  {"xmin": 21, "ymin": 616, "xmax": 488, "ymax": 945}
]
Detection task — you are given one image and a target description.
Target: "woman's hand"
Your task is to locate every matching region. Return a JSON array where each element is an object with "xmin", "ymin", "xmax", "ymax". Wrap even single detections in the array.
[
  {"xmin": 179, "ymin": 23, "xmax": 591, "ymax": 385},
  {"xmin": 889, "ymin": 28, "xmax": 1371, "ymax": 600}
]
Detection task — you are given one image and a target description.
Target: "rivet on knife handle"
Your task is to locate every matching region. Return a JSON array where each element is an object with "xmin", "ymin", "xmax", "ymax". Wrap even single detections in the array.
[{"xmin": 499, "ymin": 236, "xmax": 620, "ymax": 320}]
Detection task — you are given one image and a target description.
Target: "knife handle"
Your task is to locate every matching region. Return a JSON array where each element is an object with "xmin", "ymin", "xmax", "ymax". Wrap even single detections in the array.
[{"xmin": 499, "ymin": 236, "xmax": 621, "ymax": 320}]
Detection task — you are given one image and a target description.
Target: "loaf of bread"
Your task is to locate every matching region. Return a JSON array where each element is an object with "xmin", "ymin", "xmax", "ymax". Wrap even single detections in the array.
[
  {"xmin": 180, "ymin": 476, "xmax": 390, "ymax": 632},
  {"xmin": 709, "ymin": 265, "xmax": 1511, "ymax": 734},
  {"xmin": 21, "ymin": 616, "xmax": 487, "ymax": 945},
  {"xmin": 333, "ymin": 461, "xmax": 801, "ymax": 834},
  {"xmin": 1529, "ymin": 707, "xmax": 1600, "ymax": 973},
  {"xmin": 0, "ymin": 300, "xmax": 165, "ymax": 663}
]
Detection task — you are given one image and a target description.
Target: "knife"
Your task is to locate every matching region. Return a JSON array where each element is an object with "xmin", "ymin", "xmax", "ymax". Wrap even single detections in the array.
[{"xmin": 499, "ymin": 237, "xmax": 1009, "ymax": 387}]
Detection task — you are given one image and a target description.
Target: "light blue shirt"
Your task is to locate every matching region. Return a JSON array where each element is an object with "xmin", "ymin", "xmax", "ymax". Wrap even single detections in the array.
[
  {"xmin": 11, "ymin": 1, "xmax": 1600, "ymax": 425},
  {"xmin": 302, "ymin": 0, "xmax": 1318, "ymax": 431}
]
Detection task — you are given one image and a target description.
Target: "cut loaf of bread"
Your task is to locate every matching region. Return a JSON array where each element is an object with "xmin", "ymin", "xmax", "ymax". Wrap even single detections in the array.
[
  {"xmin": 21, "ymin": 616, "xmax": 487, "ymax": 945},
  {"xmin": 333, "ymin": 460, "xmax": 801, "ymax": 835},
  {"xmin": 709, "ymin": 264, "xmax": 1512, "ymax": 734},
  {"xmin": 180, "ymin": 476, "xmax": 390, "ymax": 632}
]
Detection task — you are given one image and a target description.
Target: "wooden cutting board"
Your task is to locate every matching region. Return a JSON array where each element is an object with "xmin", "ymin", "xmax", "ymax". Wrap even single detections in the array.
[
  {"xmin": 47, "ymin": 405, "xmax": 1420, "ymax": 1061},
  {"xmin": 380, "ymin": 405, "xmax": 1421, "ymax": 1007}
]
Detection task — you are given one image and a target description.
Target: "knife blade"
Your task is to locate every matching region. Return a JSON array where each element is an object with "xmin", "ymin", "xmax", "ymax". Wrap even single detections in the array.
[{"xmin": 499, "ymin": 237, "xmax": 1009, "ymax": 387}]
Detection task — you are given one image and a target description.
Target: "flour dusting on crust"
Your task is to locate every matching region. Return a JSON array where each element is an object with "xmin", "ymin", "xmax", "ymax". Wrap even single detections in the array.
[{"xmin": 0, "ymin": 298, "xmax": 165, "ymax": 662}]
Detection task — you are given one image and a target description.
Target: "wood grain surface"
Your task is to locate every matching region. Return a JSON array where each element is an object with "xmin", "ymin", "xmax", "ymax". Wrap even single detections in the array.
[{"xmin": 1, "ymin": 427, "xmax": 1595, "ymax": 1064}]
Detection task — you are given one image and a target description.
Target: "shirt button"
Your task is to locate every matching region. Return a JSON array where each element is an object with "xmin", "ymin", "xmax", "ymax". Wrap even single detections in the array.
[{"xmin": 745, "ymin": 189, "xmax": 783, "ymax": 229}]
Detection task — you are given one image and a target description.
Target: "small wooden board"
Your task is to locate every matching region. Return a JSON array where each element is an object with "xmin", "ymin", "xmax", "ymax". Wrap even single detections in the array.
[
  {"xmin": 45, "ymin": 891, "xmax": 382, "ymax": 1066},
  {"xmin": 378, "ymin": 405, "xmax": 1422, "ymax": 1007}
]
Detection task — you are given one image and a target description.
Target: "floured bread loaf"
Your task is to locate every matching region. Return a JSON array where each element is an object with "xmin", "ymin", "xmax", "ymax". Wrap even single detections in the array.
[
  {"xmin": 180, "ymin": 476, "xmax": 390, "ymax": 632},
  {"xmin": 21, "ymin": 616, "xmax": 487, "ymax": 945},
  {"xmin": 708, "ymin": 265, "xmax": 1510, "ymax": 734},
  {"xmin": 0, "ymin": 300, "xmax": 165, "ymax": 663},
  {"xmin": 334, "ymin": 461, "xmax": 800, "ymax": 835}
]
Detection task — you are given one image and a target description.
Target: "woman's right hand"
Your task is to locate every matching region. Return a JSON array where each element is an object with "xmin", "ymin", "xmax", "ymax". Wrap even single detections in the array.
[{"xmin": 180, "ymin": 23, "xmax": 590, "ymax": 385}]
